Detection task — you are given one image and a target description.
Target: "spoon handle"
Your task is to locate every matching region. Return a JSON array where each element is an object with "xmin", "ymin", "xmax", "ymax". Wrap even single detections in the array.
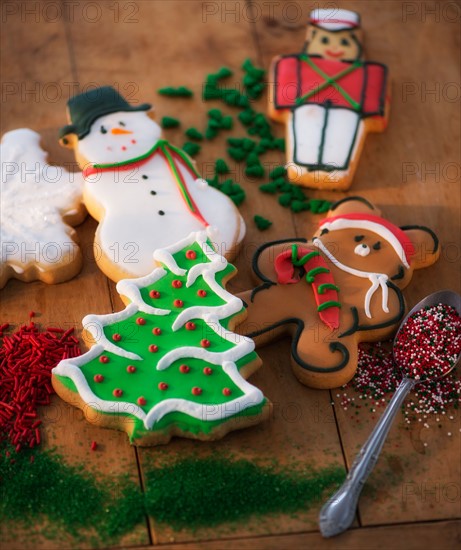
[{"xmin": 319, "ymin": 377, "xmax": 416, "ymax": 538}]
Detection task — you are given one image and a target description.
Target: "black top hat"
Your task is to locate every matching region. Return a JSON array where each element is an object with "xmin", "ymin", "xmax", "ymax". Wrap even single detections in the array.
[{"xmin": 59, "ymin": 86, "xmax": 151, "ymax": 140}]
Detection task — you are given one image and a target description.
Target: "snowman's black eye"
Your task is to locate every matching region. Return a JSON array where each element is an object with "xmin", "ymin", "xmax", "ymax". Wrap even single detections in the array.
[
  {"xmin": 354, "ymin": 235, "xmax": 364, "ymax": 242},
  {"xmin": 373, "ymin": 241, "xmax": 381, "ymax": 250},
  {"xmin": 321, "ymin": 36, "xmax": 330, "ymax": 45},
  {"xmin": 340, "ymin": 38, "xmax": 350, "ymax": 46},
  {"xmin": 119, "ymin": 121, "xmax": 126, "ymax": 127},
  {"xmin": 100, "ymin": 126, "xmax": 107, "ymax": 134}
]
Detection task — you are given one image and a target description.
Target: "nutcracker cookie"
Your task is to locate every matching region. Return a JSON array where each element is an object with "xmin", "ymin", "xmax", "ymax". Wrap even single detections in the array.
[
  {"xmin": 269, "ymin": 9, "xmax": 390, "ymax": 190},
  {"xmin": 0, "ymin": 128, "xmax": 86, "ymax": 289},
  {"xmin": 59, "ymin": 86, "xmax": 245, "ymax": 283},
  {"xmin": 238, "ymin": 197, "xmax": 440, "ymax": 389},
  {"xmin": 52, "ymin": 231, "xmax": 270, "ymax": 445}
]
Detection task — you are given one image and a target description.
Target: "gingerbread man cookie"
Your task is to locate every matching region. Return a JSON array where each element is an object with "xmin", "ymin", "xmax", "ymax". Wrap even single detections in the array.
[
  {"xmin": 59, "ymin": 86, "xmax": 245, "ymax": 283},
  {"xmin": 238, "ymin": 197, "xmax": 440, "ymax": 389},
  {"xmin": 52, "ymin": 231, "xmax": 269, "ymax": 445},
  {"xmin": 269, "ymin": 8, "xmax": 390, "ymax": 190},
  {"xmin": 0, "ymin": 129, "xmax": 86, "ymax": 288}
]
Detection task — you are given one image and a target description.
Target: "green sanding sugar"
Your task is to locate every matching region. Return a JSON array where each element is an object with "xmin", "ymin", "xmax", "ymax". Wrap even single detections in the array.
[
  {"xmin": 144, "ymin": 456, "xmax": 345, "ymax": 529},
  {"xmin": 254, "ymin": 215, "xmax": 272, "ymax": 231},
  {"xmin": 161, "ymin": 116, "xmax": 180, "ymax": 129}
]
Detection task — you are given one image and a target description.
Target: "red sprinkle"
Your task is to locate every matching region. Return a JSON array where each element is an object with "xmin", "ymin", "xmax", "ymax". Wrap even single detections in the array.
[
  {"xmin": 94, "ymin": 374, "xmax": 104, "ymax": 383},
  {"xmin": 172, "ymin": 280, "xmax": 183, "ymax": 289},
  {"xmin": 192, "ymin": 387, "xmax": 203, "ymax": 396},
  {"xmin": 149, "ymin": 290, "xmax": 160, "ymax": 299},
  {"xmin": 152, "ymin": 327, "xmax": 162, "ymax": 336},
  {"xmin": 29, "ymin": 311, "xmax": 35, "ymax": 319},
  {"xmin": 223, "ymin": 388, "xmax": 232, "ymax": 396},
  {"xmin": 136, "ymin": 317, "xmax": 146, "ymax": 325},
  {"xmin": 126, "ymin": 365, "xmax": 136, "ymax": 374},
  {"xmin": 179, "ymin": 364, "xmax": 190, "ymax": 373},
  {"xmin": 186, "ymin": 250, "xmax": 197, "ymax": 260},
  {"xmin": 91, "ymin": 441, "xmax": 98, "ymax": 451},
  {"xmin": 203, "ymin": 367, "xmax": 213, "ymax": 375},
  {"xmin": 137, "ymin": 396, "xmax": 147, "ymax": 406},
  {"xmin": 201, "ymin": 339, "xmax": 211, "ymax": 348},
  {"xmin": 99, "ymin": 355, "xmax": 109, "ymax": 364},
  {"xmin": 112, "ymin": 333, "xmax": 122, "ymax": 342},
  {"xmin": 185, "ymin": 322, "xmax": 196, "ymax": 331},
  {"xmin": 149, "ymin": 344, "xmax": 159, "ymax": 353},
  {"xmin": 197, "ymin": 290, "xmax": 207, "ymax": 298},
  {"xmin": 174, "ymin": 299, "xmax": 184, "ymax": 308},
  {"xmin": 158, "ymin": 382, "xmax": 168, "ymax": 391},
  {"xmin": 113, "ymin": 388, "xmax": 123, "ymax": 398},
  {"xmin": 0, "ymin": 322, "xmax": 81, "ymax": 451}
]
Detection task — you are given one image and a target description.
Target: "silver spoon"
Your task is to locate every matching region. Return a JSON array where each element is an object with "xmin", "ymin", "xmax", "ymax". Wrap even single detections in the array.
[{"xmin": 319, "ymin": 289, "xmax": 461, "ymax": 538}]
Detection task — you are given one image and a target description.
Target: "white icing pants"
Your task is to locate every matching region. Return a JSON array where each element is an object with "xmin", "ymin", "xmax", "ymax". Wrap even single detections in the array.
[{"xmin": 290, "ymin": 104, "xmax": 361, "ymax": 171}]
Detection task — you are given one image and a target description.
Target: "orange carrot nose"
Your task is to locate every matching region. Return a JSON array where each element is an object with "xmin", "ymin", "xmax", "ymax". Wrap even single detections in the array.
[{"xmin": 111, "ymin": 127, "xmax": 133, "ymax": 135}]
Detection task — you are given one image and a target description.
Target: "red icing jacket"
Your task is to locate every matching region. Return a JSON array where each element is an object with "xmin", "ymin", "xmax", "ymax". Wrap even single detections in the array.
[{"xmin": 273, "ymin": 54, "xmax": 387, "ymax": 117}]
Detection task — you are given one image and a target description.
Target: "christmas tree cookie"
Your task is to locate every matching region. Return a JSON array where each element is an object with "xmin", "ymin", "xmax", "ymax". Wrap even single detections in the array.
[{"xmin": 52, "ymin": 232, "xmax": 269, "ymax": 445}]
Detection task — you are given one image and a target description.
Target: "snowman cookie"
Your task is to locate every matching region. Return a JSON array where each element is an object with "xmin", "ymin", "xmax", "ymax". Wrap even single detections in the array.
[
  {"xmin": 59, "ymin": 86, "xmax": 245, "ymax": 283},
  {"xmin": 0, "ymin": 128, "xmax": 86, "ymax": 289}
]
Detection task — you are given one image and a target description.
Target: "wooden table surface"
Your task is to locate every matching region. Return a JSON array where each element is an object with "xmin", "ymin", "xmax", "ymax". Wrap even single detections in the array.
[{"xmin": 1, "ymin": 1, "xmax": 460, "ymax": 548}]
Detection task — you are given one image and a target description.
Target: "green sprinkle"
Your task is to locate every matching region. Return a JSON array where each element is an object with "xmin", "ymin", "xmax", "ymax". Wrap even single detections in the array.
[
  {"xmin": 161, "ymin": 116, "xmax": 180, "ymax": 129},
  {"xmin": 208, "ymin": 108, "xmax": 224, "ymax": 120},
  {"xmin": 158, "ymin": 86, "xmax": 193, "ymax": 97},
  {"xmin": 238, "ymin": 109, "xmax": 255, "ymax": 126},
  {"xmin": 270, "ymin": 166, "xmax": 287, "ymax": 179},
  {"xmin": 245, "ymin": 165, "xmax": 265, "ymax": 178},
  {"xmin": 291, "ymin": 200, "xmax": 310, "ymax": 213},
  {"xmin": 278, "ymin": 193, "xmax": 292, "ymax": 207},
  {"xmin": 309, "ymin": 199, "xmax": 332, "ymax": 214},
  {"xmin": 215, "ymin": 159, "xmax": 230, "ymax": 174},
  {"xmin": 227, "ymin": 147, "xmax": 247, "ymax": 161},
  {"xmin": 185, "ymin": 127, "xmax": 203, "ymax": 141},
  {"xmin": 259, "ymin": 182, "xmax": 279, "ymax": 194},
  {"xmin": 182, "ymin": 142, "xmax": 201, "ymax": 157},
  {"xmin": 246, "ymin": 152, "xmax": 260, "ymax": 167},
  {"xmin": 221, "ymin": 115, "xmax": 233, "ymax": 129},
  {"xmin": 254, "ymin": 215, "xmax": 272, "ymax": 231},
  {"xmin": 205, "ymin": 127, "xmax": 218, "ymax": 140},
  {"xmin": 203, "ymin": 85, "xmax": 222, "ymax": 100}
]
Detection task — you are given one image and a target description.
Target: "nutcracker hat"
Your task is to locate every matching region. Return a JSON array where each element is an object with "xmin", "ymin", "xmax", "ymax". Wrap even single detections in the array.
[
  {"xmin": 309, "ymin": 8, "xmax": 360, "ymax": 32},
  {"xmin": 59, "ymin": 86, "xmax": 151, "ymax": 140},
  {"xmin": 318, "ymin": 213, "xmax": 415, "ymax": 269}
]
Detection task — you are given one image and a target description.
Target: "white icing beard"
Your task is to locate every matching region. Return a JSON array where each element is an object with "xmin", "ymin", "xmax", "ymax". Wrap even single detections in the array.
[
  {"xmin": 77, "ymin": 111, "xmax": 161, "ymax": 165},
  {"xmin": 313, "ymin": 238, "xmax": 392, "ymax": 319}
]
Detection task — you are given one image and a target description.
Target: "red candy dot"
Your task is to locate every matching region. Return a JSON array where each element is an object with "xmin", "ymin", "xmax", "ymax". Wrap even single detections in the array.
[
  {"xmin": 158, "ymin": 382, "xmax": 168, "ymax": 391},
  {"xmin": 152, "ymin": 327, "xmax": 162, "ymax": 335},
  {"xmin": 172, "ymin": 280, "xmax": 183, "ymax": 288},
  {"xmin": 197, "ymin": 290, "xmax": 207, "ymax": 298},
  {"xmin": 131, "ymin": 139, "xmax": 137, "ymax": 144},
  {"xmin": 94, "ymin": 374, "xmax": 104, "ymax": 383},
  {"xmin": 136, "ymin": 317, "xmax": 146, "ymax": 325},
  {"xmin": 149, "ymin": 344, "xmax": 159, "ymax": 353},
  {"xmin": 91, "ymin": 441, "xmax": 98, "ymax": 451},
  {"xmin": 149, "ymin": 290, "xmax": 160, "ymax": 299},
  {"xmin": 122, "ymin": 146, "xmax": 127, "ymax": 151},
  {"xmin": 203, "ymin": 367, "xmax": 213, "ymax": 375},
  {"xmin": 222, "ymin": 388, "xmax": 232, "ymax": 396},
  {"xmin": 174, "ymin": 299, "xmax": 184, "ymax": 308},
  {"xmin": 126, "ymin": 365, "xmax": 136, "ymax": 374},
  {"xmin": 113, "ymin": 388, "xmax": 123, "ymax": 398},
  {"xmin": 137, "ymin": 396, "xmax": 147, "ymax": 406},
  {"xmin": 186, "ymin": 250, "xmax": 197, "ymax": 260},
  {"xmin": 185, "ymin": 322, "xmax": 196, "ymax": 331},
  {"xmin": 200, "ymin": 339, "xmax": 211, "ymax": 348},
  {"xmin": 112, "ymin": 333, "xmax": 121, "ymax": 342},
  {"xmin": 179, "ymin": 364, "xmax": 190, "ymax": 373},
  {"xmin": 192, "ymin": 387, "xmax": 202, "ymax": 396},
  {"xmin": 99, "ymin": 355, "xmax": 109, "ymax": 364}
]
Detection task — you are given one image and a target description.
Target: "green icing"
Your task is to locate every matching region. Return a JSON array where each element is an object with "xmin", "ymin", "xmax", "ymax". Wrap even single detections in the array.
[{"xmin": 57, "ymin": 239, "xmax": 265, "ymax": 441}]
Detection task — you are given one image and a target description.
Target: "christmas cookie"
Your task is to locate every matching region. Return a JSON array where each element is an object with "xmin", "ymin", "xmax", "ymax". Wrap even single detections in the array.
[
  {"xmin": 237, "ymin": 197, "xmax": 440, "ymax": 389},
  {"xmin": 0, "ymin": 129, "xmax": 86, "ymax": 288},
  {"xmin": 59, "ymin": 86, "xmax": 246, "ymax": 283},
  {"xmin": 269, "ymin": 8, "xmax": 390, "ymax": 190},
  {"xmin": 52, "ymin": 231, "xmax": 269, "ymax": 446}
]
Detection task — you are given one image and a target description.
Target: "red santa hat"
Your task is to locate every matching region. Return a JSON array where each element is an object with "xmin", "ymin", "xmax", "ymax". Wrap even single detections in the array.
[
  {"xmin": 318, "ymin": 213, "xmax": 415, "ymax": 269},
  {"xmin": 309, "ymin": 8, "xmax": 360, "ymax": 32}
]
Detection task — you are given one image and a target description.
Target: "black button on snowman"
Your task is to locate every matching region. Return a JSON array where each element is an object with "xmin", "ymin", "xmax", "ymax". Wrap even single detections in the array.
[{"xmin": 59, "ymin": 86, "xmax": 245, "ymax": 282}]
